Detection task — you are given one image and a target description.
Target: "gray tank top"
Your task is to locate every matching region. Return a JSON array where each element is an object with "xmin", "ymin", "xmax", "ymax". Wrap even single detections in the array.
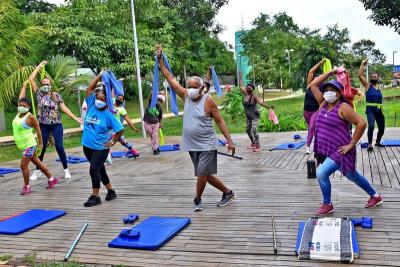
[{"xmin": 182, "ymin": 95, "xmax": 218, "ymax": 151}]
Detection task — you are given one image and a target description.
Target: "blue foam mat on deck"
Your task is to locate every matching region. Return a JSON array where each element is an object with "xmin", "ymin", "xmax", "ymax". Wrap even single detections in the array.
[
  {"xmin": 0, "ymin": 209, "xmax": 66, "ymax": 235},
  {"xmin": 159, "ymin": 144, "xmax": 180, "ymax": 152},
  {"xmin": 108, "ymin": 216, "xmax": 190, "ymax": 250},
  {"xmin": 270, "ymin": 141, "xmax": 306, "ymax": 151},
  {"xmin": 0, "ymin": 168, "xmax": 19, "ymax": 175}
]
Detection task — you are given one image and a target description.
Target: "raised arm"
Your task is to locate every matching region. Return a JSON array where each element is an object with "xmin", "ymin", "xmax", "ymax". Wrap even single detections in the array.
[
  {"xmin": 309, "ymin": 70, "xmax": 336, "ymax": 104},
  {"xmin": 156, "ymin": 45, "xmax": 187, "ymax": 100},
  {"xmin": 86, "ymin": 72, "xmax": 103, "ymax": 96},
  {"xmin": 19, "ymin": 81, "xmax": 29, "ymax": 99},
  {"xmin": 29, "ymin": 60, "xmax": 47, "ymax": 92},
  {"xmin": 238, "ymin": 73, "xmax": 247, "ymax": 94},
  {"xmin": 358, "ymin": 59, "xmax": 369, "ymax": 90},
  {"xmin": 307, "ymin": 59, "xmax": 326, "ymax": 87}
]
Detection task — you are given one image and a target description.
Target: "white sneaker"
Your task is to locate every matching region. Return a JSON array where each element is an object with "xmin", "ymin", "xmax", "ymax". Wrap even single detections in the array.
[
  {"xmin": 305, "ymin": 146, "xmax": 311, "ymax": 155},
  {"xmin": 30, "ymin": 170, "xmax": 42, "ymax": 181},
  {"xmin": 64, "ymin": 169, "xmax": 72, "ymax": 179},
  {"xmin": 105, "ymin": 153, "xmax": 113, "ymax": 165}
]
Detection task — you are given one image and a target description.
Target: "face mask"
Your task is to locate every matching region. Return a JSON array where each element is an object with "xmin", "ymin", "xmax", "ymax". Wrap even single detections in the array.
[
  {"xmin": 116, "ymin": 99, "xmax": 123, "ymax": 106},
  {"xmin": 187, "ymin": 88, "xmax": 201, "ymax": 99},
  {"xmin": 18, "ymin": 106, "xmax": 29, "ymax": 113},
  {"xmin": 95, "ymin": 100, "xmax": 106, "ymax": 109},
  {"xmin": 40, "ymin": 85, "xmax": 51, "ymax": 92},
  {"xmin": 370, "ymin": 79, "xmax": 379, "ymax": 85},
  {"xmin": 323, "ymin": 91, "xmax": 338, "ymax": 103}
]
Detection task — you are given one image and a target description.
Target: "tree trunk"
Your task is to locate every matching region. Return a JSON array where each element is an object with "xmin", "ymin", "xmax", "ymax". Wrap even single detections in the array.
[{"xmin": 0, "ymin": 108, "xmax": 6, "ymax": 132}]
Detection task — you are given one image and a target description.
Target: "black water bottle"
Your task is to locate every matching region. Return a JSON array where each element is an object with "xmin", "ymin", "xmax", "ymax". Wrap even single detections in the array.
[{"xmin": 307, "ymin": 160, "xmax": 316, "ymax": 178}]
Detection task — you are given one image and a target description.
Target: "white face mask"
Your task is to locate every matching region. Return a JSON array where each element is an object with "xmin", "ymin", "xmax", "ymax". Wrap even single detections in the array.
[
  {"xmin": 323, "ymin": 91, "xmax": 338, "ymax": 103},
  {"xmin": 187, "ymin": 88, "xmax": 201, "ymax": 99},
  {"xmin": 95, "ymin": 100, "xmax": 106, "ymax": 109},
  {"xmin": 40, "ymin": 85, "xmax": 51, "ymax": 92},
  {"xmin": 18, "ymin": 106, "xmax": 29, "ymax": 113}
]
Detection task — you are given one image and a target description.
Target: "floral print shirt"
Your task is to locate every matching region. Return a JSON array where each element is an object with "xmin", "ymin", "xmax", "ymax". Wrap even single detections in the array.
[{"xmin": 36, "ymin": 91, "xmax": 64, "ymax": 124}]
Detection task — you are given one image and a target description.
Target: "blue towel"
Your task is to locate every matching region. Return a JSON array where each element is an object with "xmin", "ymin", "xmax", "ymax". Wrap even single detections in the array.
[
  {"xmin": 108, "ymin": 71, "xmax": 124, "ymax": 96},
  {"xmin": 152, "ymin": 54, "xmax": 178, "ymax": 115},
  {"xmin": 211, "ymin": 66, "xmax": 222, "ymax": 98},
  {"xmin": 102, "ymin": 71, "xmax": 124, "ymax": 112}
]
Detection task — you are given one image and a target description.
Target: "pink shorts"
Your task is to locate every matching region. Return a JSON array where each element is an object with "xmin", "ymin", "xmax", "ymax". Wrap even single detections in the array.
[{"xmin": 23, "ymin": 146, "xmax": 37, "ymax": 158}]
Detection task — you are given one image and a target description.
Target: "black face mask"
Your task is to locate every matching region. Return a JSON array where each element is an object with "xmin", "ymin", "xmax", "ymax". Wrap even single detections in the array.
[
  {"xmin": 116, "ymin": 99, "xmax": 123, "ymax": 105},
  {"xmin": 370, "ymin": 79, "xmax": 379, "ymax": 85}
]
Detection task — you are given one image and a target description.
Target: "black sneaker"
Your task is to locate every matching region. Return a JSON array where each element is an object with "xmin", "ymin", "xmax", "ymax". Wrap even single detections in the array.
[
  {"xmin": 193, "ymin": 198, "xmax": 204, "ymax": 212},
  {"xmin": 83, "ymin": 195, "xmax": 102, "ymax": 207},
  {"xmin": 157, "ymin": 148, "xmax": 160, "ymax": 153},
  {"xmin": 153, "ymin": 149, "xmax": 160, "ymax": 155},
  {"xmin": 105, "ymin": 189, "xmax": 117, "ymax": 201},
  {"xmin": 375, "ymin": 143, "xmax": 385, "ymax": 147},
  {"xmin": 217, "ymin": 191, "xmax": 236, "ymax": 207},
  {"xmin": 367, "ymin": 146, "xmax": 373, "ymax": 152}
]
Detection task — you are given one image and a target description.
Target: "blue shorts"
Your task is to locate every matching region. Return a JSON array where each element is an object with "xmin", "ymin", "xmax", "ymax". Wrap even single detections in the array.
[{"xmin": 23, "ymin": 146, "xmax": 37, "ymax": 158}]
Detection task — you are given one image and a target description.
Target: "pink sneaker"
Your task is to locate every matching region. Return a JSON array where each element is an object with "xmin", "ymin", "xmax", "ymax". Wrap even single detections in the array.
[
  {"xmin": 130, "ymin": 148, "xmax": 140, "ymax": 158},
  {"xmin": 316, "ymin": 203, "xmax": 334, "ymax": 215},
  {"xmin": 46, "ymin": 177, "xmax": 58, "ymax": 189},
  {"xmin": 247, "ymin": 144, "xmax": 256, "ymax": 149},
  {"xmin": 20, "ymin": 185, "xmax": 32, "ymax": 195},
  {"xmin": 253, "ymin": 146, "xmax": 262, "ymax": 152},
  {"xmin": 365, "ymin": 195, "xmax": 383, "ymax": 208}
]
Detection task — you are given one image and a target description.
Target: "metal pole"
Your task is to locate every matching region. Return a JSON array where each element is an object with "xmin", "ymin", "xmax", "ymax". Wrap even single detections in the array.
[
  {"xmin": 280, "ymin": 66, "xmax": 283, "ymax": 89},
  {"xmin": 64, "ymin": 222, "xmax": 88, "ymax": 262},
  {"xmin": 130, "ymin": 0, "xmax": 146, "ymax": 137},
  {"xmin": 288, "ymin": 51, "xmax": 291, "ymax": 77},
  {"xmin": 393, "ymin": 51, "xmax": 397, "ymax": 81},
  {"xmin": 73, "ymin": 50, "xmax": 82, "ymax": 116},
  {"xmin": 272, "ymin": 215, "xmax": 277, "ymax": 254}
]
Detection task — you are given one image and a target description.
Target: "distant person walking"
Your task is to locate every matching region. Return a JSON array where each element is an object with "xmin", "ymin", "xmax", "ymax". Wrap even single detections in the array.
[
  {"xmin": 143, "ymin": 92, "xmax": 165, "ymax": 154},
  {"xmin": 27, "ymin": 61, "xmax": 82, "ymax": 181},
  {"xmin": 358, "ymin": 59, "xmax": 385, "ymax": 152}
]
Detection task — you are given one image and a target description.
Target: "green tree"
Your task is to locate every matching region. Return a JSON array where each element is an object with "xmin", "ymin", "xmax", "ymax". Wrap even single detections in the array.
[
  {"xmin": 352, "ymin": 39, "xmax": 386, "ymax": 63},
  {"xmin": 14, "ymin": 0, "xmax": 56, "ymax": 14},
  {"xmin": 359, "ymin": 0, "xmax": 400, "ymax": 34}
]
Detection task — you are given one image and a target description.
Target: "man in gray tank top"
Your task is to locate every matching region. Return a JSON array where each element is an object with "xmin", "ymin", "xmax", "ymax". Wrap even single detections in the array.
[{"xmin": 157, "ymin": 45, "xmax": 236, "ymax": 212}]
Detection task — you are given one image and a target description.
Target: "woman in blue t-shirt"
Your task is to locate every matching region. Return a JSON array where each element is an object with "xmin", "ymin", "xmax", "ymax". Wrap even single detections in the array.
[
  {"xmin": 81, "ymin": 71, "xmax": 124, "ymax": 207},
  {"xmin": 358, "ymin": 59, "xmax": 385, "ymax": 152}
]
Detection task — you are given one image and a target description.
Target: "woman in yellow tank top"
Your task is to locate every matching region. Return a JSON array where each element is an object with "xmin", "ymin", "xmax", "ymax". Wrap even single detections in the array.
[{"xmin": 12, "ymin": 82, "xmax": 59, "ymax": 195}]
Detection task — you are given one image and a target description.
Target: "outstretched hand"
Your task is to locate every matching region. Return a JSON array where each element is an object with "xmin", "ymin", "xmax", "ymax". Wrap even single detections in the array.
[
  {"xmin": 156, "ymin": 44, "xmax": 163, "ymax": 59},
  {"xmin": 227, "ymin": 141, "xmax": 236, "ymax": 155},
  {"xmin": 40, "ymin": 60, "xmax": 48, "ymax": 67},
  {"xmin": 361, "ymin": 59, "xmax": 368, "ymax": 66}
]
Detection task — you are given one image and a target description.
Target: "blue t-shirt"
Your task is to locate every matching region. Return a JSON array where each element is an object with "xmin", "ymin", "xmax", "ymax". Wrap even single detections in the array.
[
  {"xmin": 82, "ymin": 93, "xmax": 124, "ymax": 150},
  {"xmin": 366, "ymin": 85, "xmax": 383, "ymax": 113}
]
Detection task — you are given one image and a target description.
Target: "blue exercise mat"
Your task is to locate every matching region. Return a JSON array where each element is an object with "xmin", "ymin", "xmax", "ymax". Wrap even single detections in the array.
[
  {"xmin": 108, "ymin": 216, "xmax": 190, "ymax": 250},
  {"xmin": 295, "ymin": 221, "xmax": 359, "ymax": 257},
  {"xmin": 0, "ymin": 209, "xmax": 66, "ymax": 235},
  {"xmin": 111, "ymin": 151, "xmax": 137, "ymax": 158},
  {"xmin": 381, "ymin": 139, "xmax": 400, "ymax": 146},
  {"xmin": 0, "ymin": 168, "xmax": 19, "ymax": 175},
  {"xmin": 270, "ymin": 141, "xmax": 306, "ymax": 151},
  {"xmin": 159, "ymin": 144, "xmax": 180, "ymax": 152},
  {"xmin": 57, "ymin": 156, "xmax": 88, "ymax": 164}
]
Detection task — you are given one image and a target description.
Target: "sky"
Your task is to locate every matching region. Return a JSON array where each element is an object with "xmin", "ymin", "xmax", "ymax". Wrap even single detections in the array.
[{"xmin": 46, "ymin": 0, "xmax": 399, "ymax": 64}]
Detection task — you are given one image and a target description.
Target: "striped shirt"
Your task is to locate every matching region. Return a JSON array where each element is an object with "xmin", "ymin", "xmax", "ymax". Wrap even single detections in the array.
[{"xmin": 314, "ymin": 102, "xmax": 356, "ymax": 175}]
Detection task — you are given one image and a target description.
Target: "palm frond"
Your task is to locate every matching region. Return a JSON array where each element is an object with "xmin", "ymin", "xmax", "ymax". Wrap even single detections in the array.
[{"xmin": 0, "ymin": 66, "xmax": 35, "ymax": 107}]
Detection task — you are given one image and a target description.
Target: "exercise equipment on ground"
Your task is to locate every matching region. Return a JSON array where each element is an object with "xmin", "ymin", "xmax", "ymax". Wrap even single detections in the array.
[
  {"xmin": 108, "ymin": 216, "xmax": 190, "ymax": 250},
  {"xmin": 270, "ymin": 141, "xmax": 306, "ymax": 151},
  {"xmin": 272, "ymin": 215, "xmax": 277, "ymax": 254},
  {"xmin": 0, "ymin": 168, "xmax": 19, "ymax": 175},
  {"xmin": 111, "ymin": 151, "xmax": 139, "ymax": 159},
  {"xmin": 159, "ymin": 144, "xmax": 180, "ymax": 152},
  {"xmin": 123, "ymin": 214, "xmax": 139, "ymax": 224},
  {"xmin": 295, "ymin": 218, "xmax": 359, "ymax": 263},
  {"xmin": 57, "ymin": 156, "xmax": 88, "ymax": 164},
  {"xmin": 0, "ymin": 209, "xmax": 66, "ymax": 235},
  {"xmin": 293, "ymin": 134, "xmax": 302, "ymax": 140},
  {"xmin": 360, "ymin": 142, "xmax": 369, "ymax": 148},
  {"xmin": 381, "ymin": 139, "xmax": 400, "ymax": 147},
  {"xmin": 217, "ymin": 151, "xmax": 243, "ymax": 160},
  {"xmin": 351, "ymin": 217, "xmax": 373, "ymax": 229},
  {"xmin": 64, "ymin": 222, "xmax": 88, "ymax": 262}
]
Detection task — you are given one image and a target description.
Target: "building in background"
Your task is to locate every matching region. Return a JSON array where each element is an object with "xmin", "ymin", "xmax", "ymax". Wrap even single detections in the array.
[{"xmin": 235, "ymin": 30, "xmax": 252, "ymax": 86}]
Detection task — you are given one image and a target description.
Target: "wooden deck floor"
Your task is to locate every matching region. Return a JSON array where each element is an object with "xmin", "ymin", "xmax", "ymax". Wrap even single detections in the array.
[{"xmin": 0, "ymin": 129, "xmax": 399, "ymax": 266}]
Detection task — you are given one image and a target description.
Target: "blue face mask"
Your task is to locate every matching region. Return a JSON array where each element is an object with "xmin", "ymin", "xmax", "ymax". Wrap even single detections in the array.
[{"xmin": 95, "ymin": 100, "xmax": 106, "ymax": 109}]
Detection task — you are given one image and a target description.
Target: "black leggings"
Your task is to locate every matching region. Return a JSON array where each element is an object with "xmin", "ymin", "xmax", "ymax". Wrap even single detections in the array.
[
  {"xmin": 83, "ymin": 146, "xmax": 110, "ymax": 189},
  {"xmin": 367, "ymin": 110, "xmax": 385, "ymax": 145}
]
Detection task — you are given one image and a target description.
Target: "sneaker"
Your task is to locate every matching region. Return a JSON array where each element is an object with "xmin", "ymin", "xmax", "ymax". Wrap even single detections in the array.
[
  {"xmin": 46, "ymin": 177, "xmax": 58, "ymax": 189},
  {"xmin": 105, "ymin": 153, "xmax": 113, "ymax": 164},
  {"xmin": 316, "ymin": 203, "xmax": 334, "ymax": 215},
  {"xmin": 247, "ymin": 144, "xmax": 256, "ymax": 149},
  {"xmin": 64, "ymin": 169, "xmax": 71, "ymax": 179},
  {"xmin": 375, "ymin": 143, "xmax": 385, "ymax": 148},
  {"xmin": 367, "ymin": 146, "xmax": 373, "ymax": 152},
  {"xmin": 305, "ymin": 146, "xmax": 311, "ymax": 155},
  {"xmin": 193, "ymin": 198, "xmax": 204, "ymax": 212},
  {"xmin": 253, "ymin": 146, "xmax": 262, "ymax": 153},
  {"xmin": 217, "ymin": 191, "xmax": 236, "ymax": 207},
  {"xmin": 30, "ymin": 170, "xmax": 42, "ymax": 181},
  {"xmin": 20, "ymin": 185, "xmax": 32, "ymax": 195},
  {"xmin": 130, "ymin": 148, "xmax": 140, "ymax": 158},
  {"xmin": 105, "ymin": 189, "xmax": 117, "ymax": 201},
  {"xmin": 83, "ymin": 195, "xmax": 102, "ymax": 207},
  {"xmin": 365, "ymin": 195, "xmax": 383, "ymax": 208},
  {"xmin": 153, "ymin": 149, "xmax": 160, "ymax": 155}
]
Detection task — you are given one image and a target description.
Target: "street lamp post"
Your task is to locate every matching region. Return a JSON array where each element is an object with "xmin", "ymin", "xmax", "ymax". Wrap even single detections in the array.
[
  {"xmin": 285, "ymin": 49, "xmax": 294, "ymax": 77},
  {"xmin": 235, "ymin": 44, "xmax": 243, "ymax": 86},
  {"xmin": 130, "ymin": 0, "xmax": 146, "ymax": 137},
  {"xmin": 393, "ymin": 51, "xmax": 398, "ymax": 74}
]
